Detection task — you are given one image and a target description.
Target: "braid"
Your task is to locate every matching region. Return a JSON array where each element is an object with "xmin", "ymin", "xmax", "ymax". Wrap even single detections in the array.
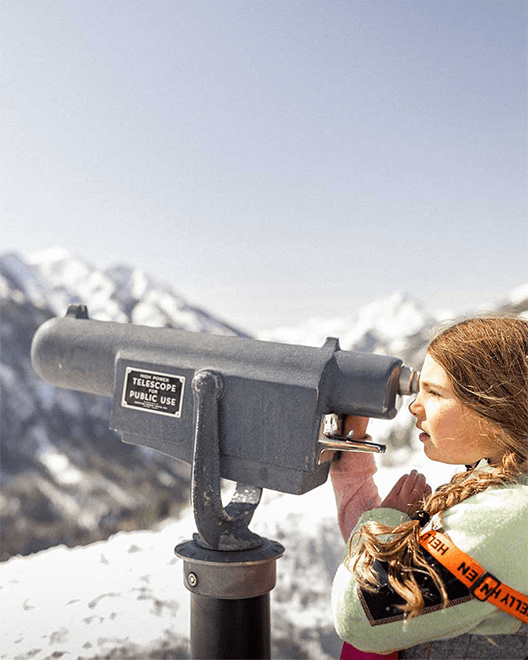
[
  {"xmin": 346, "ymin": 451, "xmax": 524, "ymax": 619},
  {"xmin": 428, "ymin": 451, "xmax": 520, "ymax": 514}
]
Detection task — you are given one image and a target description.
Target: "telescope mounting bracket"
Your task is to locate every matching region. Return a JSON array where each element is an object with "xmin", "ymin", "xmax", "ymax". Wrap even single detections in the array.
[{"xmin": 190, "ymin": 369, "xmax": 263, "ymax": 551}]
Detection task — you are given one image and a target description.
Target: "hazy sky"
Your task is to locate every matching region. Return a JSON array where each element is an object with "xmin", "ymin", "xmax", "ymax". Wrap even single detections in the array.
[{"xmin": 2, "ymin": 1, "xmax": 526, "ymax": 332}]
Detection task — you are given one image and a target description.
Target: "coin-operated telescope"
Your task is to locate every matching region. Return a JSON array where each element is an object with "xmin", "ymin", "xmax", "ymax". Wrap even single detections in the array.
[{"xmin": 31, "ymin": 304, "xmax": 419, "ymax": 659}]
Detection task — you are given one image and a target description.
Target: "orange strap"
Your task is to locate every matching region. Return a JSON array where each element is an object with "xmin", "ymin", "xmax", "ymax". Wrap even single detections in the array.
[{"xmin": 419, "ymin": 529, "xmax": 528, "ymax": 624}]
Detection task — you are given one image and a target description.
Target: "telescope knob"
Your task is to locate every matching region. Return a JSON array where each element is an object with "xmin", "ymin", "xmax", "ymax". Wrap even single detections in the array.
[{"xmin": 66, "ymin": 304, "xmax": 89, "ymax": 319}]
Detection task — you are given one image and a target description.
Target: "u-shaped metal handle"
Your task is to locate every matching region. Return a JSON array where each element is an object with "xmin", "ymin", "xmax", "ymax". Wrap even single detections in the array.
[{"xmin": 191, "ymin": 370, "xmax": 263, "ymax": 551}]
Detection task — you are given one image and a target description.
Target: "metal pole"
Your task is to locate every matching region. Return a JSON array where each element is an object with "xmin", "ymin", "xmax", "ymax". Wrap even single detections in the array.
[
  {"xmin": 175, "ymin": 537, "xmax": 284, "ymax": 660},
  {"xmin": 190, "ymin": 593, "xmax": 271, "ymax": 659}
]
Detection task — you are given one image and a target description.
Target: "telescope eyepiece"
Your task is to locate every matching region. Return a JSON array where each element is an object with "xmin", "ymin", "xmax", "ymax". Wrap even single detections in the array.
[{"xmin": 398, "ymin": 366, "xmax": 420, "ymax": 396}]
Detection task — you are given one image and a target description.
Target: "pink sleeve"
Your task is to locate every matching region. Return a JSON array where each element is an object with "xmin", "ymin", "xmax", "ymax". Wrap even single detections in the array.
[{"xmin": 330, "ymin": 448, "xmax": 381, "ymax": 542}]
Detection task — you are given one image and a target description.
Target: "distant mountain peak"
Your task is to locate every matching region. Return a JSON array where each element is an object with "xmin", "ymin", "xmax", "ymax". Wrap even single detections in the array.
[
  {"xmin": 258, "ymin": 289, "xmax": 435, "ymax": 362},
  {"xmin": 354, "ymin": 290, "xmax": 433, "ymax": 332},
  {"xmin": 0, "ymin": 250, "xmax": 247, "ymax": 335}
]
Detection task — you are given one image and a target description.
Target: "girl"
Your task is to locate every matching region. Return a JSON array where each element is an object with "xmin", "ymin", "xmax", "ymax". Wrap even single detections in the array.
[{"xmin": 330, "ymin": 316, "xmax": 528, "ymax": 659}]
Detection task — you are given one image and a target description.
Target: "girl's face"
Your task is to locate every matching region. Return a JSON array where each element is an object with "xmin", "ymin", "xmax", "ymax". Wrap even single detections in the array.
[{"xmin": 409, "ymin": 354, "xmax": 502, "ymax": 465}]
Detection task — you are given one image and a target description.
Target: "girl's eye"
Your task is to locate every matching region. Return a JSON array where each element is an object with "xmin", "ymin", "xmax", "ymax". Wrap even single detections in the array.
[{"xmin": 428, "ymin": 389, "xmax": 441, "ymax": 397}]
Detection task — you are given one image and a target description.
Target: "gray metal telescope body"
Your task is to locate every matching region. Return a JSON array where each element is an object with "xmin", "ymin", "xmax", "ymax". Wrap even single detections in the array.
[{"xmin": 31, "ymin": 307, "xmax": 417, "ymax": 495}]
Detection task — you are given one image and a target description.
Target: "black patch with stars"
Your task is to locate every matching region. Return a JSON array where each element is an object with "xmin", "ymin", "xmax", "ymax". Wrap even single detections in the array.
[{"xmin": 358, "ymin": 548, "xmax": 473, "ymax": 626}]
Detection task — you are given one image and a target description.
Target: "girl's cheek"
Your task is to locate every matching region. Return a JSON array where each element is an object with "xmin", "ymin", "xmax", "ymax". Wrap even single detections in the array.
[{"xmin": 426, "ymin": 400, "xmax": 441, "ymax": 415}]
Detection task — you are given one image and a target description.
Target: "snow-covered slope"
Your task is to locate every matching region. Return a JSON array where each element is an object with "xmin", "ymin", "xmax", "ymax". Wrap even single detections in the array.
[{"xmin": 0, "ymin": 459, "xmax": 459, "ymax": 660}]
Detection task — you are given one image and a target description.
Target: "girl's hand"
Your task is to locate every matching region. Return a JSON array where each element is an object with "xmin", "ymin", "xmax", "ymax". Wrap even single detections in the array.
[
  {"xmin": 380, "ymin": 470, "xmax": 432, "ymax": 516},
  {"xmin": 327, "ymin": 415, "xmax": 370, "ymax": 463},
  {"xmin": 342, "ymin": 415, "xmax": 369, "ymax": 439}
]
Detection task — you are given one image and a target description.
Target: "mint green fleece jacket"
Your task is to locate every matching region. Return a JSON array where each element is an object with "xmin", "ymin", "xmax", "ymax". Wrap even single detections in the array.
[{"xmin": 331, "ymin": 454, "xmax": 528, "ymax": 655}]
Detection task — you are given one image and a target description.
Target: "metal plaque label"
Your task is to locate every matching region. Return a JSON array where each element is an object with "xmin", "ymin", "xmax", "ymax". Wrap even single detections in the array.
[{"xmin": 121, "ymin": 367, "xmax": 185, "ymax": 418}]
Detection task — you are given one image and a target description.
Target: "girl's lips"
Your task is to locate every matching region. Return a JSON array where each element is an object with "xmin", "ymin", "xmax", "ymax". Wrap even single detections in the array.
[{"xmin": 419, "ymin": 432, "xmax": 430, "ymax": 443}]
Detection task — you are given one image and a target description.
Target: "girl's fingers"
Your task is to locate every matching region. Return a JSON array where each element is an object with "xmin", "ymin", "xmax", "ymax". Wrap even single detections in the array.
[
  {"xmin": 400, "ymin": 471, "xmax": 421, "ymax": 496},
  {"xmin": 400, "ymin": 472, "xmax": 431, "ymax": 511},
  {"xmin": 413, "ymin": 473, "xmax": 427, "ymax": 494},
  {"xmin": 381, "ymin": 471, "xmax": 432, "ymax": 514},
  {"xmin": 388, "ymin": 474, "xmax": 410, "ymax": 497}
]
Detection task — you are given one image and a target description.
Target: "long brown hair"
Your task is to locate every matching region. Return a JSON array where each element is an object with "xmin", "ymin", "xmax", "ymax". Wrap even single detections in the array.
[{"xmin": 347, "ymin": 315, "xmax": 528, "ymax": 619}]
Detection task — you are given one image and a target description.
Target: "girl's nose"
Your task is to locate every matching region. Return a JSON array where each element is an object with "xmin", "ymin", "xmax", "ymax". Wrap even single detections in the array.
[{"xmin": 408, "ymin": 397, "xmax": 419, "ymax": 417}]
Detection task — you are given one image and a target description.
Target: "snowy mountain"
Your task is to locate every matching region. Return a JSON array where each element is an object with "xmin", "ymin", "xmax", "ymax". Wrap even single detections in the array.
[
  {"xmin": 1, "ymin": 248, "xmax": 248, "ymax": 334},
  {"xmin": 0, "ymin": 250, "xmax": 249, "ymax": 560},
  {"xmin": 258, "ymin": 285, "xmax": 528, "ymax": 356},
  {"xmin": 258, "ymin": 290, "xmax": 437, "ymax": 364},
  {"xmin": 1, "ymin": 248, "xmax": 526, "ymax": 564}
]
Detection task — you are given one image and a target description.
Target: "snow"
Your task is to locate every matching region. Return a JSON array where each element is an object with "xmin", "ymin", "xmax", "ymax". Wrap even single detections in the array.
[
  {"xmin": 27, "ymin": 247, "xmax": 74, "ymax": 265},
  {"xmin": 0, "ymin": 451, "xmax": 459, "ymax": 660},
  {"xmin": 0, "ymin": 525, "xmax": 188, "ymax": 660},
  {"xmin": 0, "ymin": 492, "xmax": 325, "ymax": 659},
  {"xmin": 1, "ymin": 253, "xmax": 49, "ymax": 309},
  {"xmin": 509, "ymin": 282, "xmax": 528, "ymax": 306},
  {"xmin": 344, "ymin": 291, "xmax": 430, "ymax": 342},
  {"xmin": 40, "ymin": 451, "xmax": 83, "ymax": 487},
  {"xmin": 24, "ymin": 250, "xmax": 134, "ymax": 321},
  {"xmin": 7, "ymin": 249, "xmax": 245, "ymax": 334}
]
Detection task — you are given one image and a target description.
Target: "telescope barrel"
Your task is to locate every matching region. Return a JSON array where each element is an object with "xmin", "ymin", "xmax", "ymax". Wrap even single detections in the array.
[
  {"xmin": 32, "ymin": 314, "xmax": 123, "ymax": 397},
  {"xmin": 31, "ymin": 309, "xmax": 419, "ymax": 495},
  {"xmin": 31, "ymin": 315, "xmax": 415, "ymax": 415}
]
